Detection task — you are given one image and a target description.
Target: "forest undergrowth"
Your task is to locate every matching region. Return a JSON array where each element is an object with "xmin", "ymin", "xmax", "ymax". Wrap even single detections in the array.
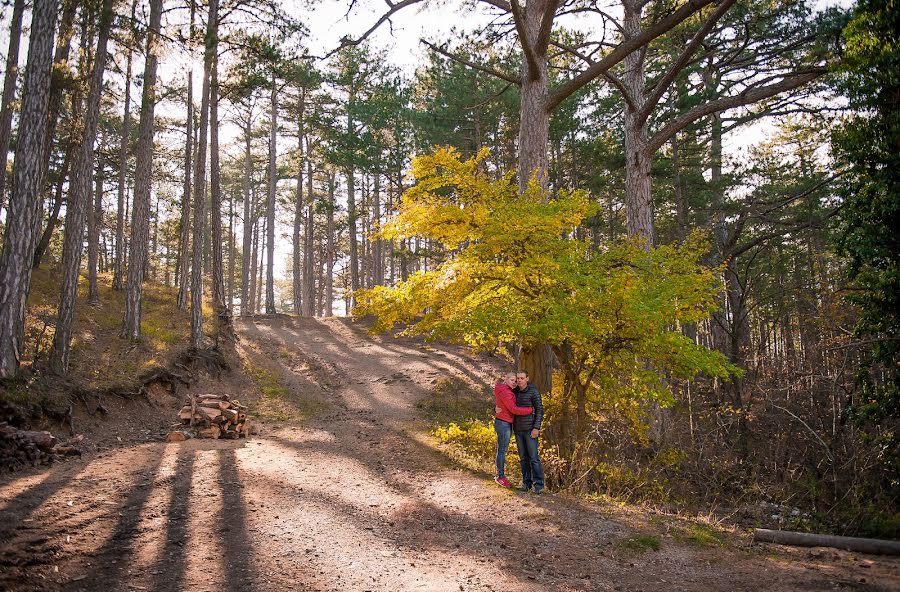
[{"xmin": 421, "ymin": 369, "xmax": 900, "ymax": 540}]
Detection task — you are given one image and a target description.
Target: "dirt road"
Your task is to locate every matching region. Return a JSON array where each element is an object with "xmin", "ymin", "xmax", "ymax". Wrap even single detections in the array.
[{"xmin": 1, "ymin": 316, "xmax": 898, "ymax": 591}]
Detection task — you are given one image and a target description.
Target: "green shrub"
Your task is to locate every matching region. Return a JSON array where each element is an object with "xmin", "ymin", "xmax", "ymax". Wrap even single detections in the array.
[{"xmin": 618, "ymin": 534, "xmax": 661, "ymax": 553}]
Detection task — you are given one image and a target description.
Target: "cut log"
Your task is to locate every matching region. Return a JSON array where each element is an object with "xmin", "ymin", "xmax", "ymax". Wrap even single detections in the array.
[
  {"xmin": 220, "ymin": 408, "xmax": 238, "ymax": 422},
  {"xmin": 196, "ymin": 406, "xmax": 223, "ymax": 421},
  {"xmin": 198, "ymin": 401, "xmax": 230, "ymax": 410},
  {"xmin": 166, "ymin": 431, "xmax": 190, "ymax": 442},
  {"xmin": 196, "ymin": 425, "xmax": 221, "ymax": 439},
  {"xmin": 753, "ymin": 529, "xmax": 900, "ymax": 556},
  {"xmin": 197, "ymin": 393, "xmax": 230, "ymax": 401}
]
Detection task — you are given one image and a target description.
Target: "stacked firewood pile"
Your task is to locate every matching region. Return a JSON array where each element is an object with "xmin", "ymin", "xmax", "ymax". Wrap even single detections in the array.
[
  {"xmin": 1, "ymin": 422, "xmax": 80, "ymax": 472},
  {"xmin": 172, "ymin": 394, "xmax": 250, "ymax": 440}
]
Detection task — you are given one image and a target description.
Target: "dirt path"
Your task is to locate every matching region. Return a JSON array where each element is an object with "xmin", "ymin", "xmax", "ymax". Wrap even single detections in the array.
[{"xmin": 1, "ymin": 316, "xmax": 898, "ymax": 591}]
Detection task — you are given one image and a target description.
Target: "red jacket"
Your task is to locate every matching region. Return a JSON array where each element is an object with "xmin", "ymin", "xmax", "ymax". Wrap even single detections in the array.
[{"xmin": 494, "ymin": 382, "xmax": 533, "ymax": 423}]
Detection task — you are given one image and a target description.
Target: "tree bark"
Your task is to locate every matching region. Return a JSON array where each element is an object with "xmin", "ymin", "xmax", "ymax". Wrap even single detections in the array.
[
  {"xmin": 346, "ymin": 89, "xmax": 359, "ymax": 302},
  {"xmin": 209, "ymin": 34, "xmax": 225, "ymax": 315},
  {"xmin": 265, "ymin": 81, "xmax": 277, "ymax": 315},
  {"xmin": 515, "ymin": 0, "xmax": 550, "ymax": 194},
  {"xmin": 190, "ymin": 0, "xmax": 216, "ymax": 347},
  {"xmin": 113, "ymin": 0, "xmax": 136, "ymax": 291},
  {"xmin": 49, "ymin": 0, "xmax": 113, "ymax": 373},
  {"xmin": 622, "ymin": 0, "xmax": 655, "ymax": 246},
  {"xmin": 302, "ymin": 138, "xmax": 315, "ymax": 316},
  {"xmin": 227, "ymin": 188, "xmax": 235, "ymax": 313},
  {"xmin": 36, "ymin": 0, "xmax": 78, "ymax": 213},
  {"xmin": 373, "ymin": 165, "xmax": 383, "ymax": 286},
  {"xmin": 514, "ymin": 0, "xmax": 553, "ymax": 394},
  {"xmin": 325, "ymin": 172, "xmax": 335, "ymax": 316},
  {"xmin": 32, "ymin": 144, "xmax": 73, "ymax": 269},
  {"xmin": 0, "ymin": 0, "xmax": 58, "ymax": 377},
  {"xmin": 121, "ymin": 0, "xmax": 163, "ymax": 341},
  {"xmin": 292, "ymin": 94, "xmax": 304, "ymax": 315},
  {"xmin": 240, "ymin": 126, "xmax": 252, "ymax": 316},
  {"xmin": 0, "ymin": 0, "xmax": 25, "ymax": 220},
  {"xmin": 88, "ymin": 162, "xmax": 104, "ymax": 304},
  {"xmin": 753, "ymin": 529, "xmax": 900, "ymax": 556},
  {"xmin": 177, "ymin": 72, "xmax": 193, "ymax": 309},
  {"xmin": 248, "ymin": 212, "xmax": 259, "ymax": 315}
]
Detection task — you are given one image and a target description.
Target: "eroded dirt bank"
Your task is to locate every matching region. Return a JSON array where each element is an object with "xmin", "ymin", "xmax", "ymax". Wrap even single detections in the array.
[{"xmin": 1, "ymin": 316, "xmax": 898, "ymax": 591}]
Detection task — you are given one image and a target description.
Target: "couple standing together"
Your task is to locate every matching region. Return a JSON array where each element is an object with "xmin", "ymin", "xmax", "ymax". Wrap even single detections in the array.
[{"xmin": 493, "ymin": 370, "xmax": 545, "ymax": 494}]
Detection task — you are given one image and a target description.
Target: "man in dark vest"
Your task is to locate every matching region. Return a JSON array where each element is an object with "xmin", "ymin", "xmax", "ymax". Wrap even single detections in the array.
[{"xmin": 514, "ymin": 370, "xmax": 545, "ymax": 494}]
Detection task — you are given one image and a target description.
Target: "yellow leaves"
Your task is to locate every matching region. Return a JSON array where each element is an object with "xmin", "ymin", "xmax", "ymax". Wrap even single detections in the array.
[{"xmin": 358, "ymin": 147, "xmax": 737, "ymax": 407}]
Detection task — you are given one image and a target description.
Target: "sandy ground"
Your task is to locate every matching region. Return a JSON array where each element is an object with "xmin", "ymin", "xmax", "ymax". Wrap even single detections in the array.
[{"xmin": 1, "ymin": 316, "xmax": 898, "ymax": 592}]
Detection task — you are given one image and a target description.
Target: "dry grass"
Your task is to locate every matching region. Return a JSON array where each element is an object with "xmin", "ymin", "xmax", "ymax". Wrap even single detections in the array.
[{"xmin": 19, "ymin": 267, "xmax": 213, "ymax": 392}]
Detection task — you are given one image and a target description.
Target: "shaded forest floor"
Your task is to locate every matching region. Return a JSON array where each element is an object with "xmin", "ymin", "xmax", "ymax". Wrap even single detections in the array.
[{"xmin": 1, "ymin": 315, "xmax": 899, "ymax": 591}]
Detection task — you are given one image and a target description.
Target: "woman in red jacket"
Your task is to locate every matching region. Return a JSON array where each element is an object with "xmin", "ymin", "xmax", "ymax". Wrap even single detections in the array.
[{"xmin": 494, "ymin": 372, "xmax": 533, "ymax": 488}]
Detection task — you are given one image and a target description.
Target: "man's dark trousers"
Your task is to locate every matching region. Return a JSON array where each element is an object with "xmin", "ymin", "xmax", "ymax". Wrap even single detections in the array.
[{"xmin": 515, "ymin": 431, "xmax": 544, "ymax": 492}]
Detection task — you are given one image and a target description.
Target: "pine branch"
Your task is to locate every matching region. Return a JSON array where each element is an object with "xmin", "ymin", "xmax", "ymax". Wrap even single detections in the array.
[
  {"xmin": 645, "ymin": 68, "xmax": 826, "ymax": 155},
  {"xmin": 420, "ymin": 39, "xmax": 521, "ymax": 85}
]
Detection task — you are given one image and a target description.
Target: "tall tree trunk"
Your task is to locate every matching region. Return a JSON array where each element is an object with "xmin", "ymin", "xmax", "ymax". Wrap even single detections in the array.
[
  {"xmin": 227, "ymin": 188, "xmax": 235, "ymax": 313},
  {"xmin": 240, "ymin": 127, "xmax": 252, "ymax": 316},
  {"xmin": 177, "ymin": 72, "xmax": 193, "ymax": 309},
  {"xmin": 113, "ymin": 0, "xmax": 136, "ymax": 291},
  {"xmin": 512, "ymin": 0, "xmax": 555, "ymax": 394},
  {"xmin": 49, "ymin": 0, "xmax": 113, "ymax": 374},
  {"xmin": 292, "ymin": 98, "xmax": 304, "ymax": 315},
  {"xmin": 0, "ymin": 0, "xmax": 25, "ymax": 221},
  {"xmin": 209, "ymin": 35, "xmax": 225, "ymax": 315},
  {"xmin": 257, "ymin": 215, "xmax": 265, "ymax": 311},
  {"xmin": 622, "ymin": 0, "xmax": 654, "ymax": 245},
  {"xmin": 190, "ymin": 0, "xmax": 216, "ymax": 347},
  {"xmin": 27, "ymin": 0, "xmax": 79, "ymax": 267},
  {"xmin": 248, "ymin": 212, "xmax": 259, "ymax": 315},
  {"xmin": 325, "ymin": 172, "xmax": 335, "ymax": 316},
  {"xmin": 516, "ymin": 0, "xmax": 550, "ymax": 194},
  {"xmin": 32, "ymin": 144, "xmax": 74, "ymax": 268},
  {"xmin": 37, "ymin": 0, "xmax": 77, "ymax": 212},
  {"xmin": 302, "ymin": 139, "xmax": 315, "ymax": 316},
  {"xmin": 264, "ymin": 82, "xmax": 277, "ymax": 314},
  {"xmin": 121, "ymin": 0, "xmax": 162, "ymax": 341},
  {"xmin": 88, "ymin": 163, "xmax": 104, "ymax": 303},
  {"xmin": 346, "ymin": 91, "xmax": 359, "ymax": 302},
  {"xmin": 0, "ymin": 0, "xmax": 58, "ymax": 377},
  {"xmin": 373, "ymin": 165, "xmax": 383, "ymax": 286}
]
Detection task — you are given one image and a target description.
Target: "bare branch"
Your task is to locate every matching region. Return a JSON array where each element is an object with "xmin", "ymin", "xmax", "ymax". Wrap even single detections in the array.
[
  {"xmin": 475, "ymin": 0, "xmax": 513, "ymax": 12},
  {"xmin": 545, "ymin": 0, "xmax": 717, "ymax": 112},
  {"xmin": 646, "ymin": 68, "xmax": 825, "ymax": 155},
  {"xmin": 420, "ymin": 39, "xmax": 521, "ymax": 85},
  {"xmin": 466, "ymin": 83, "xmax": 515, "ymax": 109},
  {"xmin": 324, "ymin": 0, "xmax": 426, "ymax": 58}
]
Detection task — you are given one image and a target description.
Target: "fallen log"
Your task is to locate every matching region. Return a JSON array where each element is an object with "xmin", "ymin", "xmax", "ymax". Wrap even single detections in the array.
[{"xmin": 753, "ymin": 528, "xmax": 900, "ymax": 556}]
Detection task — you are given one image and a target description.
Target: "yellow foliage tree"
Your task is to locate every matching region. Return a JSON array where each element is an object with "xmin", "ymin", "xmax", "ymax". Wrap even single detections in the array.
[{"xmin": 356, "ymin": 147, "xmax": 736, "ymax": 454}]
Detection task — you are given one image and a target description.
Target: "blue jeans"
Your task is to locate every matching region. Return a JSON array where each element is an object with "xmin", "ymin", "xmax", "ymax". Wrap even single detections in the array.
[
  {"xmin": 494, "ymin": 419, "xmax": 513, "ymax": 478},
  {"xmin": 515, "ymin": 430, "xmax": 545, "ymax": 491}
]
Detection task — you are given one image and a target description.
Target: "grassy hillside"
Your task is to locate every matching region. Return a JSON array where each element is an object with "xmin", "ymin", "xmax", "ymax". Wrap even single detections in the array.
[{"xmin": 2, "ymin": 266, "xmax": 210, "ymax": 413}]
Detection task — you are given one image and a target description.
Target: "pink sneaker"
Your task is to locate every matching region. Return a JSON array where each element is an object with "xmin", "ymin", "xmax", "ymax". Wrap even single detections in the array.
[{"xmin": 494, "ymin": 476, "xmax": 511, "ymax": 488}]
